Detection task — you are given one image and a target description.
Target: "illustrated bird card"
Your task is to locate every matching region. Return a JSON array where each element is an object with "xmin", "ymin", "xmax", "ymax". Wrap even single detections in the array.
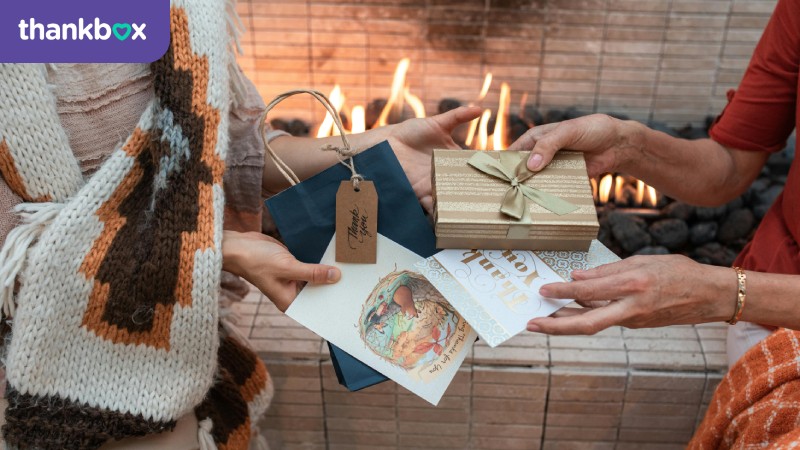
[
  {"xmin": 287, "ymin": 234, "xmax": 477, "ymax": 406},
  {"xmin": 415, "ymin": 240, "xmax": 620, "ymax": 347}
]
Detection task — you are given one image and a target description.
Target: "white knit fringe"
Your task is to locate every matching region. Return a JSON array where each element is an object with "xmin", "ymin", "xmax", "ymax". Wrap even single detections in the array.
[
  {"xmin": 220, "ymin": 314, "xmax": 255, "ymax": 351},
  {"xmin": 0, "ymin": 202, "xmax": 64, "ymax": 319},
  {"xmin": 225, "ymin": 0, "xmax": 245, "ymax": 55},
  {"xmin": 225, "ymin": 0, "xmax": 248, "ymax": 108},
  {"xmin": 249, "ymin": 428, "xmax": 270, "ymax": 450},
  {"xmin": 198, "ymin": 418, "xmax": 218, "ymax": 450}
]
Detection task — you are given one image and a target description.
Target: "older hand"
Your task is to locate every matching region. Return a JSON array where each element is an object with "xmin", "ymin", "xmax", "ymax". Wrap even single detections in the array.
[
  {"xmin": 387, "ymin": 106, "xmax": 482, "ymax": 213},
  {"xmin": 527, "ymin": 255, "xmax": 737, "ymax": 335},
  {"xmin": 508, "ymin": 113, "xmax": 638, "ymax": 177},
  {"xmin": 222, "ymin": 230, "xmax": 341, "ymax": 312}
]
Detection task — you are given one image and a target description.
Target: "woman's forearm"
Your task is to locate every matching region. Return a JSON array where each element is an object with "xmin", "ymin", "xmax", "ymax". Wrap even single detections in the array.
[
  {"xmin": 262, "ymin": 126, "xmax": 393, "ymax": 195},
  {"xmin": 736, "ymin": 270, "xmax": 800, "ymax": 330},
  {"xmin": 616, "ymin": 120, "xmax": 768, "ymax": 206}
]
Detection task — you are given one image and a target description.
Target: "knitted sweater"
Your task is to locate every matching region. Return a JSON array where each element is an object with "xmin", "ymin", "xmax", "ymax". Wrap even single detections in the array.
[
  {"xmin": 0, "ymin": 1, "xmax": 272, "ymax": 449},
  {"xmin": 689, "ymin": 328, "xmax": 800, "ymax": 448}
]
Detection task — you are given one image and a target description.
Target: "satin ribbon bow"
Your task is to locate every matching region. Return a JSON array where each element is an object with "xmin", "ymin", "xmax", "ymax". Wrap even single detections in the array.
[{"xmin": 467, "ymin": 151, "xmax": 579, "ymax": 220}]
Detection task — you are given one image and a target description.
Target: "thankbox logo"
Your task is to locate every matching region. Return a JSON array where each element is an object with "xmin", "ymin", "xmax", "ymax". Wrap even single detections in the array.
[
  {"xmin": 18, "ymin": 18, "xmax": 147, "ymax": 41},
  {"xmin": 1, "ymin": 0, "xmax": 169, "ymax": 63}
]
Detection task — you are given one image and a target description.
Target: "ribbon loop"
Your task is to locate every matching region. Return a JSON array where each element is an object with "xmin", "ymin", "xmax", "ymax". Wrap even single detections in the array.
[{"xmin": 467, "ymin": 151, "xmax": 579, "ymax": 221}]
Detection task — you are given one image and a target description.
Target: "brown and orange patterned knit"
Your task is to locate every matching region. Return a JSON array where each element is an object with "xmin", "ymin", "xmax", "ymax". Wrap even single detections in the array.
[
  {"xmin": 0, "ymin": 1, "xmax": 272, "ymax": 449},
  {"xmin": 689, "ymin": 328, "xmax": 800, "ymax": 449}
]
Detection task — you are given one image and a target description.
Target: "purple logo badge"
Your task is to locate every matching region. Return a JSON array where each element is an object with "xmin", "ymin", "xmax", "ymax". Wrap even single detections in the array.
[{"xmin": 1, "ymin": 0, "xmax": 169, "ymax": 63}]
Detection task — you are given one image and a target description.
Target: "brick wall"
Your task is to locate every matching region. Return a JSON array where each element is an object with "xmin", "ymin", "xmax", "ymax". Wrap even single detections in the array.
[{"xmin": 236, "ymin": 0, "xmax": 776, "ymax": 129}]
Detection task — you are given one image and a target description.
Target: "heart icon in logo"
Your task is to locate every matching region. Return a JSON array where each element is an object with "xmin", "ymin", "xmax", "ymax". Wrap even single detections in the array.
[{"xmin": 112, "ymin": 23, "xmax": 132, "ymax": 41}]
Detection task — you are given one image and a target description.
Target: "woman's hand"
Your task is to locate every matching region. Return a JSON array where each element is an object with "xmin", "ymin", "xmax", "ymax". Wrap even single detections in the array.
[
  {"xmin": 508, "ymin": 113, "xmax": 640, "ymax": 177},
  {"xmin": 387, "ymin": 106, "xmax": 482, "ymax": 213},
  {"xmin": 222, "ymin": 230, "xmax": 341, "ymax": 312},
  {"xmin": 527, "ymin": 255, "xmax": 737, "ymax": 335}
]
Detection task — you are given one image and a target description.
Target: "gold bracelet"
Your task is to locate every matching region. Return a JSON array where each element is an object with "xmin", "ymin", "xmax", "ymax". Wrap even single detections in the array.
[{"xmin": 727, "ymin": 267, "xmax": 747, "ymax": 325}]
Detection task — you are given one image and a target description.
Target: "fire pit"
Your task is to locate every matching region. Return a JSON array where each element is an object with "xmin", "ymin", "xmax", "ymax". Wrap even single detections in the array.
[{"xmin": 268, "ymin": 58, "xmax": 793, "ymax": 266}]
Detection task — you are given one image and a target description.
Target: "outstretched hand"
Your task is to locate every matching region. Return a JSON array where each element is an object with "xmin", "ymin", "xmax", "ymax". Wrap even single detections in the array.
[
  {"xmin": 222, "ymin": 230, "xmax": 341, "ymax": 312},
  {"xmin": 387, "ymin": 106, "xmax": 482, "ymax": 213},
  {"xmin": 508, "ymin": 113, "xmax": 634, "ymax": 177},
  {"xmin": 527, "ymin": 255, "xmax": 736, "ymax": 335}
]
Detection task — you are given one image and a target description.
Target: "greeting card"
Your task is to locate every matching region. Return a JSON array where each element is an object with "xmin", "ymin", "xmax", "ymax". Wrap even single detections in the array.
[
  {"xmin": 287, "ymin": 234, "xmax": 477, "ymax": 405},
  {"xmin": 415, "ymin": 240, "xmax": 620, "ymax": 347}
]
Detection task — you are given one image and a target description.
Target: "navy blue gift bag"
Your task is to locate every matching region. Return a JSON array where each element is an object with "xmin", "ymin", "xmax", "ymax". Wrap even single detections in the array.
[{"xmin": 265, "ymin": 139, "xmax": 438, "ymax": 391}]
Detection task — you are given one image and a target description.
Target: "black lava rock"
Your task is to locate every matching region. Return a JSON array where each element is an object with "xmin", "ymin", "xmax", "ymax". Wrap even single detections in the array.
[
  {"xmin": 785, "ymin": 135, "xmax": 796, "ymax": 159},
  {"xmin": 608, "ymin": 211, "xmax": 651, "ymax": 253},
  {"xmin": 509, "ymin": 114, "xmax": 530, "ymax": 142},
  {"xmin": 755, "ymin": 185, "xmax": 784, "ymax": 210},
  {"xmin": 564, "ymin": 107, "xmax": 589, "ymax": 121},
  {"xmin": 766, "ymin": 150, "xmax": 792, "ymax": 176},
  {"xmin": 269, "ymin": 118, "xmax": 311, "ymax": 137},
  {"xmin": 270, "ymin": 118, "xmax": 288, "ymax": 132},
  {"xmin": 522, "ymin": 105, "xmax": 543, "ymax": 126},
  {"xmin": 675, "ymin": 124, "xmax": 708, "ymax": 140},
  {"xmin": 288, "ymin": 119, "xmax": 310, "ymax": 137},
  {"xmin": 633, "ymin": 246, "xmax": 671, "ymax": 256},
  {"xmin": 695, "ymin": 205, "xmax": 728, "ymax": 221},
  {"xmin": 689, "ymin": 221, "xmax": 718, "ymax": 246},
  {"xmin": 438, "ymin": 98, "xmax": 462, "ymax": 114},
  {"xmin": 648, "ymin": 218, "xmax": 689, "ymax": 250},
  {"xmin": 544, "ymin": 109, "xmax": 565, "ymax": 124},
  {"xmin": 753, "ymin": 204, "xmax": 771, "ymax": 219},
  {"xmin": 606, "ymin": 112, "xmax": 630, "ymax": 121},
  {"xmin": 725, "ymin": 196, "xmax": 744, "ymax": 213},
  {"xmin": 647, "ymin": 120, "xmax": 679, "ymax": 137},
  {"xmin": 745, "ymin": 178, "xmax": 770, "ymax": 203},
  {"xmin": 692, "ymin": 243, "xmax": 737, "ymax": 267},
  {"xmin": 662, "ymin": 201, "xmax": 694, "ymax": 221},
  {"xmin": 718, "ymin": 209, "xmax": 755, "ymax": 244},
  {"xmin": 366, "ymin": 98, "xmax": 388, "ymax": 128}
]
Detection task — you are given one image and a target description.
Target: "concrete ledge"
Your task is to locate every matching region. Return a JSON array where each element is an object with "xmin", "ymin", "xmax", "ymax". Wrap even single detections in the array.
[{"xmin": 234, "ymin": 290, "xmax": 727, "ymax": 448}]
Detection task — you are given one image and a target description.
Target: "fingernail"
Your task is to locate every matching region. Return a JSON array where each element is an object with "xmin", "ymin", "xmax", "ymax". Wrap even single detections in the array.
[
  {"xmin": 527, "ymin": 323, "xmax": 542, "ymax": 333},
  {"xmin": 539, "ymin": 286, "xmax": 552, "ymax": 297},
  {"xmin": 327, "ymin": 269, "xmax": 340, "ymax": 283},
  {"xmin": 528, "ymin": 153, "xmax": 543, "ymax": 171}
]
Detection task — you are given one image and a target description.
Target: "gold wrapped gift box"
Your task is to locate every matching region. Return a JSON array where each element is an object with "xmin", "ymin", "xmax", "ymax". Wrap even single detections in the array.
[{"xmin": 432, "ymin": 149, "xmax": 599, "ymax": 251}]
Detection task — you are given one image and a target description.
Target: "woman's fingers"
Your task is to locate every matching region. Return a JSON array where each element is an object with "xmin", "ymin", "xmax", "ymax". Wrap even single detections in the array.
[
  {"xmin": 276, "ymin": 259, "xmax": 341, "ymax": 285},
  {"xmin": 419, "ymin": 195, "xmax": 434, "ymax": 215},
  {"xmin": 431, "ymin": 106, "xmax": 482, "ymax": 133},
  {"xmin": 507, "ymin": 122, "xmax": 559, "ymax": 151},
  {"xmin": 527, "ymin": 300, "xmax": 629, "ymax": 335},
  {"xmin": 571, "ymin": 258, "xmax": 638, "ymax": 280},
  {"xmin": 539, "ymin": 273, "xmax": 638, "ymax": 302}
]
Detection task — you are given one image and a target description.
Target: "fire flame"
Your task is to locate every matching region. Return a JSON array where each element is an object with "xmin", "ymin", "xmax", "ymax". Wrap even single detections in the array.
[
  {"xmin": 376, "ymin": 58, "xmax": 411, "ymax": 127},
  {"xmin": 646, "ymin": 185, "xmax": 658, "ymax": 208},
  {"xmin": 351, "ymin": 105, "xmax": 365, "ymax": 134},
  {"xmin": 598, "ymin": 174, "xmax": 613, "ymax": 204},
  {"xmin": 595, "ymin": 174, "xmax": 659, "ymax": 209},
  {"xmin": 478, "ymin": 73, "xmax": 493, "ymax": 99},
  {"xmin": 466, "ymin": 73, "xmax": 493, "ymax": 147},
  {"xmin": 477, "ymin": 109, "xmax": 492, "ymax": 151},
  {"xmin": 635, "ymin": 179, "xmax": 645, "ymax": 205},
  {"xmin": 493, "ymin": 82, "xmax": 511, "ymax": 151},
  {"xmin": 614, "ymin": 175, "xmax": 624, "ymax": 204},
  {"xmin": 403, "ymin": 87, "xmax": 426, "ymax": 119},
  {"xmin": 316, "ymin": 85, "xmax": 344, "ymax": 138}
]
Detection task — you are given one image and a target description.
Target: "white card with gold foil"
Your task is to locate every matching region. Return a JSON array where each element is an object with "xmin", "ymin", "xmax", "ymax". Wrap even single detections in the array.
[
  {"xmin": 287, "ymin": 234, "xmax": 477, "ymax": 405},
  {"xmin": 415, "ymin": 240, "xmax": 620, "ymax": 347}
]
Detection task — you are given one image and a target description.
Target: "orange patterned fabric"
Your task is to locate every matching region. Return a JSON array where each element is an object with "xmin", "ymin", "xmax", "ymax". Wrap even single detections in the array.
[{"xmin": 689, "ymin": 328, "xmax": 800, "ymax": 449}]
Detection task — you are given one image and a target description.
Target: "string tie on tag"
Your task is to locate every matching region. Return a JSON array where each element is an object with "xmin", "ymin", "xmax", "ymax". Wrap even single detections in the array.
[{"xmin": 350, "ymin": 174, "xmax": 364, "ymax": 191}]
